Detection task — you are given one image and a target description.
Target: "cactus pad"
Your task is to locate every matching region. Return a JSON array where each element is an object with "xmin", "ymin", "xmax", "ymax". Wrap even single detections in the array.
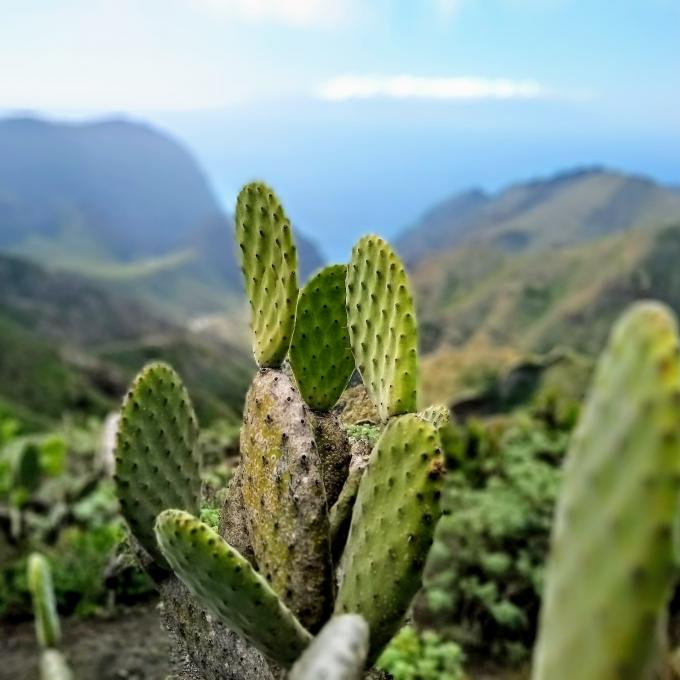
[
  {"xmin": 114, "ymin": 362, "xmax": 201, "ymax": 567},
  {"xmin": 346, "ymin": 235, "xmax": 418, "ymax": 420},
  {"xmin": 289, "ymin": 264, "xmax": 355, "ymax": 410},
  {"xmin": 335, "ymin": 413, "xmax": 445, "ymax": 659},
  {"xmin": 156, "ymin": 510, "xmax": 311, "ymax": 667},
  {"xmin": 28, "ymin": 553, "xmax": 60, "ymax": 649},
  {"xmin": 240, "ymin": 368, "xmax": 334, "ymax": 631},
  {"xmin": 533, "ymin": 302, "xmax": 680, "ymax": 680},
  {"xmin": 289, "ymin": 615, "xmax": 370, "ymax": 680},
  {"xmin": 40, "ymin": 650, "xmax": 73, "ymax": 680},
  {"xmin": 235, "ymin": 182, "xmax": 298, "ymax": 367}
]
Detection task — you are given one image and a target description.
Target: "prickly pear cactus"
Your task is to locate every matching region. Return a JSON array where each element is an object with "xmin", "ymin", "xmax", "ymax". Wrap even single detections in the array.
[
  {"xmin": 289, "ymin": 264, "xmax": 355, "ymax": 411},
  {"xmin": 155, "ymin": 509, "xmax": 312, "ymax": 668},
  {"xmin": 346, "ymin": 235, "xmax": 418, "ymax": 420},
  {"xmin": 335, "ymin": 413, "xmax": 445, "ymax": 660},
  {"xmin": 289, "ymin": 615, "xmax": 370, "ymax": 680},
  {"xmin": 240, "ymin": 368, "xmax": 334, "ymax": 631},
  {"xmin": 114, "ymin": 362, "xmax": 201, "ymax": 567},
  {"xmin": 533, "ymin": 301, "xmax": 680, "ymax": 680},
  {"xmin": 235, "ymin": 182, "xmax": 298, "ymax": 368},
  {"xmin": 28, "ymin": 553, "xmax": 60, "ymax": 649}
]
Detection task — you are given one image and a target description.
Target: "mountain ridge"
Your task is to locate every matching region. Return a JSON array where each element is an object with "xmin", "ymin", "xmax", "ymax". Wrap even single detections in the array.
[
  {"xmin": 397, "ymin": 166, "xmax": 680, "ymax": 263},
  {"xmin": 0, "ymin": 252, "xmax": 253, "ymax": 426},
  {"xmin": 0, "ymin": 115, "xmax": 324, "ymax": 320}
]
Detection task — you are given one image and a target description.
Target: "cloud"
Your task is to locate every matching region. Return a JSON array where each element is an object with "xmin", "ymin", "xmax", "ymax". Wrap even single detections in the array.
[
  {"xmin": 190, "ymin": 0, "xmax": 355, "ymax": 27},
  {"xmin": 317, "ymin": 74, "xmax": 549, "ymax": 102},
  {"xmin": 433, "ymin": 0, "xmax": 465, "ymax": 17}
]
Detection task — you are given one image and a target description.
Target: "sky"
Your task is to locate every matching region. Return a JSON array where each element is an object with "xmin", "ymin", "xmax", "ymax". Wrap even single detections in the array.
[{"xmin": 2, "ymin": 0, "xmax": 680, "ymax": 259}]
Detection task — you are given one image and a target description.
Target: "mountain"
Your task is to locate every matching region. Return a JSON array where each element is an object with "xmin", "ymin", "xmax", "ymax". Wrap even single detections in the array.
[
  {"xmin": 0, "ymin": 116, "xmax": 324, "ymax": 320},
  {"xmin": 403, "ymin": 168, "xmax": 680, "ymax": 407},
  {"xmin": 398, "ymin": 167, "xmax": 680, "ymax": 263},
  {"xmin": 0, "ymin": 254, "xmax": 253, "ymax": 428},
  {"xmin": 413, "ymin": 219, "xmax": 680, "ymax": 357}
]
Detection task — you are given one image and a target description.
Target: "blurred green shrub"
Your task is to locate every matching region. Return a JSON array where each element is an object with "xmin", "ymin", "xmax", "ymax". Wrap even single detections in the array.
[
  {"xmin": 0, "ymin": 417, "xmax": 155, "ymax": 621},
  {"xmin": 1, "ymin": 414, "xmax": 241, "ymax": 622},
  {"xmin": 376, "ymin": 625, "xmax": 465, "ymax": 679},
  {"xmin": 414, "ymin": 413, "xmax": 568, "ymax": 664}
]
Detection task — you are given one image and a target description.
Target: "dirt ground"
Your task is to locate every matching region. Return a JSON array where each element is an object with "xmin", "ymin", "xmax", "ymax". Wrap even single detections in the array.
[
  {"xmin": 0, "ymin": 601, "xmax": 172, "ymax": 680},
  {"xmin": 0, "ymin": 601, "xmax": 529, "ymax": 680}
]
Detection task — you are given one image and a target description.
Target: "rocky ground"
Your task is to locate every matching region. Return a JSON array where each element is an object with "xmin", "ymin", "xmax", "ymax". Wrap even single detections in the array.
[{"xmin": 0, "ymin": 601, "xmax": 172, "ymax": 680}]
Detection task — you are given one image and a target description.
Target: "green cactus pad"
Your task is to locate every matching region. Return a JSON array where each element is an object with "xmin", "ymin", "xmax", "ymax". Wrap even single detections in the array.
[
  {"xmin": 28, "ymin": 553, "xmax": 60, "ymax": 649},
  {"xmin": 155, "ymin": 509, "xmax": 311, "ymax": 668},
  {"xmin": 533, "ymin": 301, "xmax": 680, "ymax": 680},
  {"xmin": 289, "ymin": 615, "xmax": 370, "ymax": 680},
  {"xmin": 335, "ymin": 413, "xmax": 445, "ymax": 660},
  {"xmin": 240, "ymin": 368, "xmax": 334, "ymax": 631},
  {"xmin": 235, "ymin": 182, "xmax": 299, "ymax": 368},
  {"xmin": 329, "ymin": 463, "xmax": 366, "ymax": 562},
  {"xmin": 40, "ymin": 650, "xmax": 73, "ymax": 680},
  {"xmin": 346, "ymin": 235, "xmax": 418, "ymax": 420},
  {"xmin": 114, "ymin": 362, "xmax": 201, "ymax": 568},
  {"xmin": 289, "ymin": 264, "xmax": 355, "ymax": 410}
]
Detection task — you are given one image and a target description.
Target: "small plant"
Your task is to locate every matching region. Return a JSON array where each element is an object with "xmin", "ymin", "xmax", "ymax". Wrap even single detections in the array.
[
  {"xmin": 415, "ymin": 416, "xmax": 566, "ymax": 663},
  {"xmin": 28, "ymin": 552, "xmax": 74, "ymax": 680},
  {"xmin": 376, "ymin": 625, "xmax": 465, "ymax": 680},
  {"xmin": 112, "ymin": 181, "xmax": 448, "ymax": 678}
]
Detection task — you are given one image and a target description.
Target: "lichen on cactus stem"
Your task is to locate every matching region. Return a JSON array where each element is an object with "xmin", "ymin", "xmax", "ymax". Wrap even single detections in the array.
[
  {"xmin": 335, "ymin": 413, "xmax": 445, "ymax": 661},
  {"xmin": 312, "ymin": 411, "xmax": 351, "ymax": 508},
  {"xmin": 155, "ymin": 509, "xmax": 312, "ymax": 668},
  {"xmin": 289, "ymin": 615, "xmax": 370, "ymax": 680},
  {"xmin": 114, "ymin": 362, "xmax": 201, "ymax": 568},
  {"xmin": 419, "ymin": 403, "xmax": 450, "ymax": 429},
  {"xmin": 236, "ymin": 182, "xmax": 298, "ymax": 368},
  {"xmin": 28, "ymin": 553, "xmax": 60, "ymax": 649},
  {"xmin": 240, "ymin": 368, "xmax": 334, "ymax": 631},
  {"xmin": 532, "ymin": 301, "xmax": 680, "ymax": 680},
  {"xmin": 289, "ymin": 264, "xmax": 355, "ymax": 411},
  {"xmin": 346, "ymin": 235, "xmax": 418, "ymax": 420}
]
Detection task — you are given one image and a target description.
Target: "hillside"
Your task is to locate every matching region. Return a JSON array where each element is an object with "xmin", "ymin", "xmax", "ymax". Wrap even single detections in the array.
[
  {"xmin": 403, "ymin": 169, "xmax": 680, "ymax": 407},
  {"xmin": 0, "ymin": 116, "xmax": 324, "ymax": 320},
  {"xmin": 413, "ymin": 221, "xmax": 680, "ymax": 357},
  {"xmin": 0, "ymin": 254, "xmax": 253, "ymax": 427},
  {"xmin": 398, "ymin": 167, "xmax": 680, "ymax": 263}
]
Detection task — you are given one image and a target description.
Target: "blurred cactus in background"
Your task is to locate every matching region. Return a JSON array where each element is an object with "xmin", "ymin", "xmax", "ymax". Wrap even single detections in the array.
[{"xmin": 28, "ymin": 552, "xmax": 74, "ymax": 680}]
